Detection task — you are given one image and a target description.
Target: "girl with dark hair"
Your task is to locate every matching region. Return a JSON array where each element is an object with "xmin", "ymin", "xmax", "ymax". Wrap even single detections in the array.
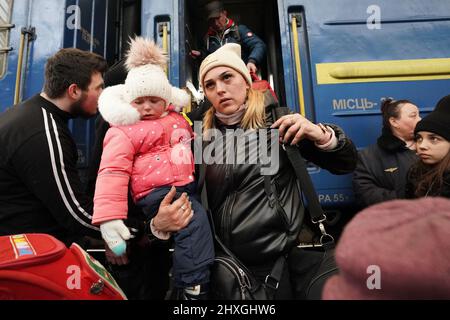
[
  {"xmin": 406, "ymin": 95, "xmax": 450, "ymax": 198},
  {"xmin": 353, "ymin": 98, "xmax": 421, "ymax": 208}
]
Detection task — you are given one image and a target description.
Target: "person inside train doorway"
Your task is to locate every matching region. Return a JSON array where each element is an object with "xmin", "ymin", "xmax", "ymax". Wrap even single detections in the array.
[
  {"xmin": 190, "ymin": 0, "xmax": 267, "ymax": 74},
  {"xmin": 0, "ymin": 48, "xmax": 107, "ymax": 248}
]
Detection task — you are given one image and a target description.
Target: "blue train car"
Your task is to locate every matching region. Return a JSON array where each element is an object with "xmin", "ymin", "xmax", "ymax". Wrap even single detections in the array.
[{"xmin": 2, "ymin": 0, "xmax": 450, "ymax": 208}]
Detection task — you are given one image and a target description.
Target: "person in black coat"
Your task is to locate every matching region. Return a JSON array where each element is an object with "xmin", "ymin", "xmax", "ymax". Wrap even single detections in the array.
[{"xmin": 353, "ymin": 99, "xmax": 421, "ymax": 209}]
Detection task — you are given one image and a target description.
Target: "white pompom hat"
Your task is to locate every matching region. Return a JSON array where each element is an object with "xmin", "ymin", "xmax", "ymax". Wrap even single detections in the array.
[{"xmin": 99, "ymin": 37, "xmax": 190, "ymax": 126}]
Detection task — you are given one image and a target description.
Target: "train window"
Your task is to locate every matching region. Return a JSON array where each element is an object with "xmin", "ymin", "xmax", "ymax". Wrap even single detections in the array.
[{"xmin": 0, "ymin": 0, "xmax": 14, "ymax": 78}]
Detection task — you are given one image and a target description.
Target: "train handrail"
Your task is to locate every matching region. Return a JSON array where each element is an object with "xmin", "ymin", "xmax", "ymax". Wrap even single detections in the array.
[
  {"xmin": 291, "ymin": 15, "xmax": 306, "ymax": 117},
  {"xmin": 14, "ymin": 30, "xmax": 26, "ymax": 104},
  {"xmin": 162, "ymin": 23, "xmax": 169, "ymax": 76},
  {"xmin": 14, "ymin": 27, "xmax": 35, "ymax": 105}
]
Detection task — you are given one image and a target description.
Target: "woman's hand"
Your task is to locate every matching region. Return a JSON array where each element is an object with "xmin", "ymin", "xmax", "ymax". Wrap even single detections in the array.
[
  {"xmin": 152, "ymin": 186, "xmax": 194, "ymax": 233},
  {"xmin": 271, "ymin": 113, "xmax": 330, "ymax": 146}
]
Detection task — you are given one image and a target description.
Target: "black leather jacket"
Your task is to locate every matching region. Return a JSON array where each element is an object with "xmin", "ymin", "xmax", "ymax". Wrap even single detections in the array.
[{"xmin": 203, "ymin": 101, "xmax": 357, "ymax": 267}]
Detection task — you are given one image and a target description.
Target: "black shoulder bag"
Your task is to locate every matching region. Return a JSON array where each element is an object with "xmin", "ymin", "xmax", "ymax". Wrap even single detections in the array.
[
  {"xmin": 273, "ymin": 107, "xmax": 339, "ymax": 300},
  {"xmin": 209, "ymin": 226, "xmax": 285, "ymax": 300},
  {"xmin": 198, "ymin": 165, "xmax": 285, "ymax": 300}
]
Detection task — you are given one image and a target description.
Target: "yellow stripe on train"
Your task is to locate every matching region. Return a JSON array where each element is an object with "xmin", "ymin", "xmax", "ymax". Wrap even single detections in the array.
[{"xmin": 316, "ymin": 58, "xmax": 450, "ymax": 85}]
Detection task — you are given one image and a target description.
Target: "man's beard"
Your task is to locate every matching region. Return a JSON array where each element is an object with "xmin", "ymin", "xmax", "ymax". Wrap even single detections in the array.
[{"xmin": 70, "ymin": 93, "xmax": 95, "ymax": 119}]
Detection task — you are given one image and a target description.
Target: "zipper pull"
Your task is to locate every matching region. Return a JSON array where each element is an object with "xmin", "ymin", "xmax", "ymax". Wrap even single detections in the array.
[{"xmin": 239, "ymin": 268, "xmax": 251, "ymax": 288}]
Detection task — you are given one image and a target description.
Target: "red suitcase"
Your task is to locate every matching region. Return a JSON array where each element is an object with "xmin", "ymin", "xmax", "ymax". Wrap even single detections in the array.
[{"xmin": 0, "ymin": 234, "xmax": 126, "ymax": 300}]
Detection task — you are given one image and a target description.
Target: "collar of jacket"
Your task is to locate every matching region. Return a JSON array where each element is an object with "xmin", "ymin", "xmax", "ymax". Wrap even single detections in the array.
[
  {"xmin": 377, "ymin": 127, "xmax": 408, "ymax": 152},
  {"xmin": 34, "ymin": 94, "xmax": 74, "ymax": 123},
  {"xmin": 207, "ymin": 18, "xmax": 236, "ymax": 37}
]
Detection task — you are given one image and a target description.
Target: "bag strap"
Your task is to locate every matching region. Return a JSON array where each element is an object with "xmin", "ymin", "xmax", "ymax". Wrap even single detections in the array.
[
  {"xmin": 263, "ymin": 255, "xmax": 285, "ymax": 297},
  {"xmin": 272, "ymin": 107, "xmax": 335, "ymax": 247},
  {"xmin": 199, "ymin": 162, "xmax": 285, "ymax": 298}
]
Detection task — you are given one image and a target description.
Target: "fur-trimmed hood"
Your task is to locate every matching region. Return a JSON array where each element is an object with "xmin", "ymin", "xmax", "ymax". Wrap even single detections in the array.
[
  {"xmin": 98, "ymin": 85, "xmax": 141, "ymax": 126},
  {"xmin": 98, "ymin": 85, "xmax": 190, "ymax": 126}
]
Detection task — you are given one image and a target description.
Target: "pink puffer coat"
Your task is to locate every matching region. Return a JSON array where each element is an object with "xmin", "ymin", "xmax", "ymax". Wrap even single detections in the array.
[{"xmin": 92, "ymin": 112, "xmax": 194, "ymax": 225}]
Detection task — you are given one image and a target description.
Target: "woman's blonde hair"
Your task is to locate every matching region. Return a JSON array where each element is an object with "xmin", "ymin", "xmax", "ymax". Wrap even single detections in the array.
[{"xmin": 203, "ymin": 88, "xmax": 266, "ymax": 133}]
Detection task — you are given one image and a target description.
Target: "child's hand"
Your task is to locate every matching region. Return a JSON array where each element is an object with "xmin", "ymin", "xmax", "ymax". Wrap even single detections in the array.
[{"xmin": 100, "ymin": 220, "xmax": 131, "ymax": 256}]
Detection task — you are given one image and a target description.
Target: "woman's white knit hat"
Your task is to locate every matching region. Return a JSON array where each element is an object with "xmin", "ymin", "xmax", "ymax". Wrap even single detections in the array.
[
  {"xmin": 199, "ymin": 43, "xmax": 252, "ymax": 87},
  {"xmin": 99, "ymin": 37, "xmax": 190, "ymax": 126}
]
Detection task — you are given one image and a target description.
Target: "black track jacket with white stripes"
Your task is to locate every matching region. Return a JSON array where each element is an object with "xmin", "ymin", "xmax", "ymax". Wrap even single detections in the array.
[{"xmin": 0, "ymin": 94, "xmax": 100, "ymax": 246}]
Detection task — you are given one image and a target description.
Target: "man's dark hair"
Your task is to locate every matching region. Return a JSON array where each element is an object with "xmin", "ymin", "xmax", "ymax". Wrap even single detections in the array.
[{"xmin": 43, "ymin": 48, "xmax": 108, "ymax": 99}]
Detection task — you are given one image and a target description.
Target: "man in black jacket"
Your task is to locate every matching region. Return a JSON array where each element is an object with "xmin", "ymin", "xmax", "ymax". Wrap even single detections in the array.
[{"xmin": 0, "ymin": 48, "xmax": 107, "ymax": 247}]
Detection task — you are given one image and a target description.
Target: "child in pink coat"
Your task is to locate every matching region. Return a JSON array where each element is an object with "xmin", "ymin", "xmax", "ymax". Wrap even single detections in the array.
[{"xmin": 92, "ymin": 37, "xmax": 214, "ymax": 299}]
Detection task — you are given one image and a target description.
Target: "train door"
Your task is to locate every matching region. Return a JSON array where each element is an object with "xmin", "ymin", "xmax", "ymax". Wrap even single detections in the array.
[
  {"xmin": 63, "ymin": 0, "xmax": 121, "ymax": 180},
  {"xmin": 280, "ymin": 0, "xmax": 450, "ymax": 207},
  {"xmin": 65, "ymin": 0, "xmax": 140, "ymax": 180}
]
